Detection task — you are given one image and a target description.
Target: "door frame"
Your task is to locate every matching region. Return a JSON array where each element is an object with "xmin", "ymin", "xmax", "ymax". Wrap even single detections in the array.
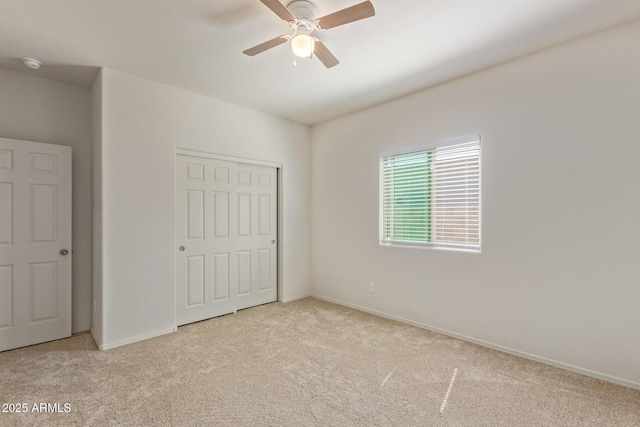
[{"xmin": 174, "ymin": 148, "xmax": 283, "ymax": 326}]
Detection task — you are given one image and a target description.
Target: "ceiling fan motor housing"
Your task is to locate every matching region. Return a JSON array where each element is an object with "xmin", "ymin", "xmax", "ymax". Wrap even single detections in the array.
[{"xmin": 287, "ymin": 0, "xmax": 318, "ymax": 33}]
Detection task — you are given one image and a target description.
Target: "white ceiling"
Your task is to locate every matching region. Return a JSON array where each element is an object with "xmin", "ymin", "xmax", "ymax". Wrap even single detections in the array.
[{"xmin": 1, "ymin": 0, "xmax": 640, "ymax": 125}]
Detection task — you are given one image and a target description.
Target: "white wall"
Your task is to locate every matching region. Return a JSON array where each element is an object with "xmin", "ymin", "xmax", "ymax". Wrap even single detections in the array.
[
  {"xmin": 0, "ymin": 69, "xmax": 93, "ymax": 333},
  {"xmin": 310, "ymin": 20, "xmax": 640, "ymax": 389},
  {"xmin": 94, "ymin": 68, "xmax": 311, "ymax": 349},
  {"xmin": 91, "ymin": 70, "xmax": 104, "ymax": 345}
]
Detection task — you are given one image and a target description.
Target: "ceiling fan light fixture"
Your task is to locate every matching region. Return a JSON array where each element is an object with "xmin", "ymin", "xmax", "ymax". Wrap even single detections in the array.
[{"xmin": 291, "ymin": 33, "xmax": 314, "ymax": 58}]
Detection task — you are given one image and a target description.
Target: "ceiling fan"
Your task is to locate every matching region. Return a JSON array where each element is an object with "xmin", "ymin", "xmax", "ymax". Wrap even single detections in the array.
[{"xmin": 243, "ymin": 0, "xmax": 375, "ymax": 68}]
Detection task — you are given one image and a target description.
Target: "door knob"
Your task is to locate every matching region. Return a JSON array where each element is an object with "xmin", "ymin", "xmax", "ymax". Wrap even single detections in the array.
[
  {"xmin": 178, "ymin": 246, "xmax": 185, "ymax": 252},
  {"xmin": 271, "ymin": 240, "xmax": 275, "ymax": 244},
  {"xmin": 59, "ymin": 249, "xmax": 69, "ymax": 256}
]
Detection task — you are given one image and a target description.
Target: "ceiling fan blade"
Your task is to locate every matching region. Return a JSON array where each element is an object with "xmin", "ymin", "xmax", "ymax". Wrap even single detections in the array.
[
  {"xmin": 259, "ymin": 0, "xmax": 296, "ymax": 22},
  {"xmin": 315, "ymin": 1, "xmax": 375, "ymax": 30},
  {"xmin": 314, "ymin": 41, "xmax": 339, "ymax": 68},
  {"xmin": 243, "ymin": 35, "xmax": 288, "ymax": 56}
]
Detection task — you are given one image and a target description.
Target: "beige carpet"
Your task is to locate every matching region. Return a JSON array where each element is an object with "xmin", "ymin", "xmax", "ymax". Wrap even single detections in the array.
[{"xmin": 1, "ymin": 297, "xmax": 639, "ymax": 426}]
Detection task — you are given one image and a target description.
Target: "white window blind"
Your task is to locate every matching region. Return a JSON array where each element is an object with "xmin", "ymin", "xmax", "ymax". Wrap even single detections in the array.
[{"xmin": 380, "ymin": 137, "xmax": 481, "ymax": 250}]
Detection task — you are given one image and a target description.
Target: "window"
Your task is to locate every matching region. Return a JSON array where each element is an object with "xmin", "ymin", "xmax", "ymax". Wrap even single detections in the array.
[{"xmin": 380, "ymin": 135, "xmax": 481, "ymax": 251}]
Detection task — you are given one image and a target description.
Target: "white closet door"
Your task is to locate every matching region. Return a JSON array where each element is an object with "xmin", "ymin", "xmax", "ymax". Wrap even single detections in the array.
[
  {"xmin": 0, "ymin": 137, "xmax": 72, "ymax": 352},
  {"xmin": 176, "ymin": 155, "xmax": 277, "ymax": 326}
]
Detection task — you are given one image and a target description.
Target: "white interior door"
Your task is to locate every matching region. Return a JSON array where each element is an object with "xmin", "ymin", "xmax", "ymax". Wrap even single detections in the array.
[
  {"xmin": 176, "ymin": 154, "xmax": 277, "ymax": 326},
  {"xmin": 0, "ymin": 137, "xmax": 72, "ymax": 352}
]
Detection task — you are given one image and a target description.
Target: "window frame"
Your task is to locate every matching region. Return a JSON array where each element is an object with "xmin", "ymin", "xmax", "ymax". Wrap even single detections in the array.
[{"xmin": 379, "ymin": 134, "xmax": 482, "ymax": 253}]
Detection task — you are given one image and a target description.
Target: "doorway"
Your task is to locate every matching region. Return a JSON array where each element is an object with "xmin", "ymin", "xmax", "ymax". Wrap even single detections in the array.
[
  {"xmin": 0, "ymin": 137, "xmax": 72, "ymax": 351},
  {"xmin": 175, "ymin": 152, "xmax": 279, "ymax": 326}
]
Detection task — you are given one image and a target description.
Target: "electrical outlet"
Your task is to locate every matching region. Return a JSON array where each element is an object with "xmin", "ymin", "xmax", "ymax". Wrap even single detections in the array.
[{"xmin": 369, "ymin": 282, "xmax": 376, "ymax": 293}]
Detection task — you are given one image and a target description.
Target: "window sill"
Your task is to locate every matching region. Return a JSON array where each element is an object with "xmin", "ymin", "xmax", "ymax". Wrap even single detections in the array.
[{"xmin": 379, "ymin": 241, "xmax": 481, "ymax": 254}]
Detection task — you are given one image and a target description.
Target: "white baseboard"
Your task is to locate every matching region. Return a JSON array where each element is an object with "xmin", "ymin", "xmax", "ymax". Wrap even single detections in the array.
[
  {"xmin": 311, "ymin": 294, "xmax": 640, "ymax": 391},
  {"xmin": 89, "ymin": 328, "xmax": 101, "ymax": 348},
  {"xmin": 97, "ymin": 326, "xmax": 177, "ymax": 351},
  {"xmin": 280, "ymin": 294, "xmax": 311, "ymax": 303}
]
